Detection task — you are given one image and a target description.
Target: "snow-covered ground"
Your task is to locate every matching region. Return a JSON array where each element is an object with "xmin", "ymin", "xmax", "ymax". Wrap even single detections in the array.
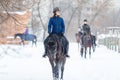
[{"xmin": 0, "ymin": 43, "xmax": 120, "ymax": 80}]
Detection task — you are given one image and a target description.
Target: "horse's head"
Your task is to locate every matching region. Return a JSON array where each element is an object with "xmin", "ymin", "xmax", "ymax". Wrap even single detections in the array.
[
  {"xmin": 83, "ymin": 34, "xmax": 92, "ymax": 46},
  {"xmin": 14, "ymin": 34, "xmax": 17, "ymax": 39},
  {"xmin": 46, "ymin": 34, "xmax": 58, "ymax": 55},
  {"xmin": 14, "ymin": 33, "xmax": 23, "ymax": 39},
  {"xmin": 84, "ymin": 34, "xmax": 91, "ymax": 41}
]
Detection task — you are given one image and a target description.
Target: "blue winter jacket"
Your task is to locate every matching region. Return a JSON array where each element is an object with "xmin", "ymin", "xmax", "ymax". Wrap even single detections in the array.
[{"xmin": 48, "ymin": 16, "xmax": 65, "ymax": 34}]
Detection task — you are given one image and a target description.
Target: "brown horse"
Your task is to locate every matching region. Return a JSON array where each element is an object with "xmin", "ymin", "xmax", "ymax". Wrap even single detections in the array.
[
  {"xmin": 45, "ymin": 34, "xmax": 66, "ymax": 80},
  {"xmin": 81, "ymin": 33, "xmax": 92, "ymax": 58},
  {"xmin": 75, "ymin": 32, "xmax": 96, "ymax": 58}
]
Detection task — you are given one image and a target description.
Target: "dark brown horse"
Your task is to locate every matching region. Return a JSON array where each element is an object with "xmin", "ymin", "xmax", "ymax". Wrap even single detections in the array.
[
  {"xmin": 81, "ymin": 33, "xmax": 92, "ymax": 58},
  {"xmin": 75, "ymin": 32, "xmax": 96, "ymax": 59},
  {"xmin": 45, "ymin": 34, "xmax": 66, "ymax": 80}
]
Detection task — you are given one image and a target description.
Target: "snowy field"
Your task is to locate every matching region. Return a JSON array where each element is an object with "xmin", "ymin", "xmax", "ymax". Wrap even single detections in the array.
[{"xmin": 0, "ymin": 43, "xmax": 120, "ymax": 80}]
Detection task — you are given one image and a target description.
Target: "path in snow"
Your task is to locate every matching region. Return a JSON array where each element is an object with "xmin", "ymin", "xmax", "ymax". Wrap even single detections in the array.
[{"xmin": 0, "ymin": 43, "xmax": 120, "ymax": 80}]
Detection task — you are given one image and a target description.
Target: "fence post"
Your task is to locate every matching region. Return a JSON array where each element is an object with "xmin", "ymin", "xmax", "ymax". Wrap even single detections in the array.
[
  {"xmin": 114, "ymin": 37, "xmax": 117, "ymax": 51},
  {"xmin": 118, "ymin": 38, "xmax": 120, "ymax": 53}
]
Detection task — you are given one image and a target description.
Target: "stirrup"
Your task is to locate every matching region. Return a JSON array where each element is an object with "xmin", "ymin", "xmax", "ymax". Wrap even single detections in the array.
[
  {"xmin": 65, "ymin": 54, "xmax": 70, "ymax": 58},
  {"xmin": 42, "ymin": 54, "xmax": 47, "ymax": 58}
]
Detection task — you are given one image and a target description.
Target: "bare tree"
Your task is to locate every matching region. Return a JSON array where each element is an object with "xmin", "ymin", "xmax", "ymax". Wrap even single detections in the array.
[
  {"xmin": 77, "ymin": 0, "xmax": 88, "ymax": 26},
  {"xmin": 70, "ymin": 0, "xmax": 112, "ymax": 35},
  {"xmin": 90, "ymin": 0, "xmax": 112, "ymax": 25},
  {"xmin": 0, "ymin": 0, "xmax": 37, "ymax": 25},
  {"xmin": 0, "ymin": 0, "xmax": 116, "ymax": 42}
]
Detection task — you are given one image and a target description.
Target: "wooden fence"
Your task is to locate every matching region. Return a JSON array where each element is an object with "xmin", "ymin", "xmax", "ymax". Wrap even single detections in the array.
[{"xmin": 98, "ymin": 35, "xmax": 120, "ymax": 53}]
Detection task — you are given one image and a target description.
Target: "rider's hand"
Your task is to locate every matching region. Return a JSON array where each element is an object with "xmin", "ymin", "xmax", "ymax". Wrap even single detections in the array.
[
  {"xmin": 61, "ymin": 33, "xmax": 63, "ymax": 36},
  {"xmin": 49, "ymin": 33, "xmax": 52, "ymax": 36}
]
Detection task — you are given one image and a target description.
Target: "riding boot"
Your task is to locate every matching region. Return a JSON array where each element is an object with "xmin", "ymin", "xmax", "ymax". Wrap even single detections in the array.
[
  {"xmin": 42, "ymin": 54, "xmax": 46, "ymax": 58},
  {"xmin": 43, "ymin": 36, "xmax": 49, "ymax": 58},
  {"xmin": 65, "ymin": 49, "xmax": 70, "ymax": 57},
  {"xmin": 92, "ymin": 35, "xmax": 97, "ymax": 46},
  {"xmin": 94, "ymin": 41, "xmax": 97, "ymax": 46},
  {"xmin": 81, "ymin": 36, "xmax": 84, "ymax": 48},
  {"xmin": 61, "ymin": 35, "xmax": 70, "ymax": 58},
  {"xmin": 65, "ymin": 43, "xmax": 70, "ymax": 58},
  {"xmin": 42, "ymin": 48, "xmax": 47, "ymax": 58},
  {"xmin": 43, "ymin": 39, "xmax": 47, "ymax": 58},
  {"xmin": 65, "ymin": 50, "xmax": 70, "ymax": 57}
]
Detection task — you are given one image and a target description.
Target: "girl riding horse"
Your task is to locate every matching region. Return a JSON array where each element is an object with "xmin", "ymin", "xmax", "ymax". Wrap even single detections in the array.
[
  {"xmin": 43, "ymin": 7, "xmax": 69, "ymax": 80},
  {"xmin": 43, "ymin": 7, "xmax": 69, "ymax": 58}
]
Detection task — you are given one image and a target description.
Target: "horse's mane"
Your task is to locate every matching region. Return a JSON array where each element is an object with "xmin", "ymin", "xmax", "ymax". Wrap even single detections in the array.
[{"xmin": 47, "ymin": 34, "xmax": 59, "ymax": 48}]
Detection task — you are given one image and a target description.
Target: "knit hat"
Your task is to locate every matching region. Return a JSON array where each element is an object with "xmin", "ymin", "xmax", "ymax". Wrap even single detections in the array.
[
  {"xmin": 84, "ymin": 19, "xmax": 87, "ymax": 22},
  {"xmin": 53, "ymin": 7, "xmax": 60, "ymax": 13}
]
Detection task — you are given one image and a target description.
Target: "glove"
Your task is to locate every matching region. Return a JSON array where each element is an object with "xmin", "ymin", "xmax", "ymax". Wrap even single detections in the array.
[
  {"xmin": 61, "ymin": 33, "xmax": 63, "ymax": 36},
  {"xmin": 58, "ymin": 33, "xmax": 63, "ymax": 36}
]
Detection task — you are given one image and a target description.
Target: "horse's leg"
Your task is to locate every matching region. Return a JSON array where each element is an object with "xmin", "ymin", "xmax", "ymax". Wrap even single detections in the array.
[
  {"xmin": 21, "ymin": 40, "xmax": 24, "ymax": 46},
  {"xmin": 60, "ymin": 58, "xmax": 66, "ymax": 80},
  {"xmin": 92, "ymin": 45, "xmax": 95, "ymax": 52},
  {"xmin": 84, "ymin": 47, "xmax": 87, "ymax": 59},
  {"xmin": 35, "ymin": 41, "xmax": 37, "ymax": 47},
  {"xmin": 54, "ymin": 60, "xmax": 59, "ymax": 79},
  {"xmin": 60, "ymin": 65, "xmax": 64, "ymax": 80},
  {"xmin": 89, "ymin": 47, "xmax": 91, "ymax": 59},
  {"xmin": 54, "ymin": 65, "xmax": 59, "ymax": 80},
  {"xmin": 91, "ymin": 38, "xmax": 95, "ymax": 52},
  {"xmin": 32, "ymin": 40, "xmax": 37, "ymax": 47},
  {"xmin": 32, "ymin": 41, "xmax": 34, "ymax": 47},
  {"xmin": 49, "ymin": 56, "xmax": 59, "ymax": 80},
  {"xmin": 80, "ymin": 48, "xmax": 83, "ymax": 58},
  {"xmin": 49, "ymin": 58, "xmax": 55, "ymax": 79},
  {"xmin": 23, "ymin": 40, "xmax": 25, "ymax": 46},
  {"xmin": 92, "ymin": 37, "xmax": 96, "ymax": 52},
  {"xmin": 78, "ymin": 42, "xmax": 80, "ymax": 51}
]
